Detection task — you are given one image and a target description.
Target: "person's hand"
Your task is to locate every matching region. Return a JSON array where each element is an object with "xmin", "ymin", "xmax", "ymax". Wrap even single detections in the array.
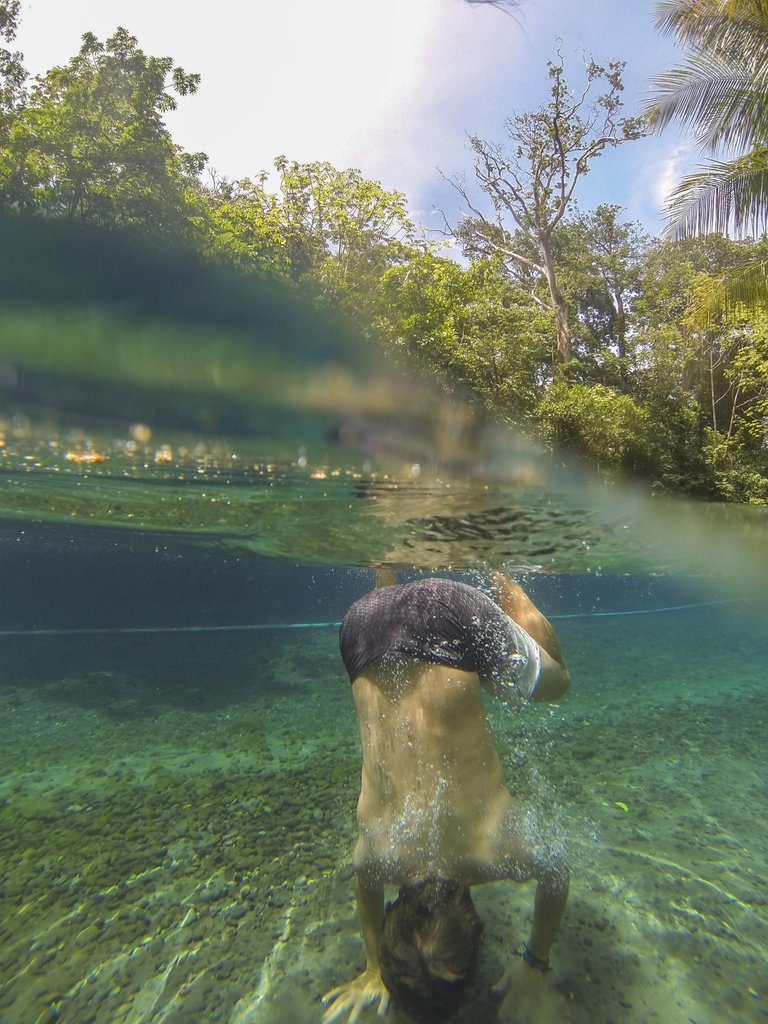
[
  {"xmin": 322, "ymin": 970, "xmax": 390, "ymax": 1023},
  {"xmin": 492, "ymin": 956, "xmax": 547, "ymax": 999},
  {"xmin": 493, "ymin": 958, "xmax": 570, "ymax": 1024}
]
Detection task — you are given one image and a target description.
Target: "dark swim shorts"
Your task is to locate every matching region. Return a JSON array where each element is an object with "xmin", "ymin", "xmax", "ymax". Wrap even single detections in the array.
[{"xmin": 339, "ymin": 578, "xmax": 541, "ymax": 696}]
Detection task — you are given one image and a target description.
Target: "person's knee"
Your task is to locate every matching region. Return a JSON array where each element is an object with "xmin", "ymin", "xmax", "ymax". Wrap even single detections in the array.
[{"xmin": 535, "ymin": 850, "xmax": 569, "ymax": 895}]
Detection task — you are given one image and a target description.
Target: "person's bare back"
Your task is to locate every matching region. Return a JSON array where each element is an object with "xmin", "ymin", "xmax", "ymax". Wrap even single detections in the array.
[{"xmin": 352, "ymin": 659, "xmax": 527, "ymax": 885}]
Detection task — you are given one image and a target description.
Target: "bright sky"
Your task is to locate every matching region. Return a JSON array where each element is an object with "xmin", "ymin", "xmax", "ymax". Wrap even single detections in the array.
[{"xmin": 15, "ymin": 0, "xmax": 690, "ymax": 236}]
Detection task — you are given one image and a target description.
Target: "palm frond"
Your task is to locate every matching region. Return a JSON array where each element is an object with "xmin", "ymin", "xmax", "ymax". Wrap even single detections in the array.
[
  {"xmin": 656, "ymin": 0, "xmax": 768, "ymax": 47},
  {"xmin": 665, "ymin": 147, "xmax": 768, "ymax": 237},
  {"xmin": 687, "ymin": 257, "xmax": 768, "ymax": 326},
  {"xmin": 654, "ymin": 1, "xmax": 768, "ymax": 99},
  {"xmin": 652, "ymin": 55, "xmax": 768, "ymax": 152}
]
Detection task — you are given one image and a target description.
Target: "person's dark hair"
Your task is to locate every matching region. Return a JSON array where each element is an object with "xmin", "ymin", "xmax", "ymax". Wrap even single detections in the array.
[{"xmin": 379, "ymin": 876, "xmax": 484, "ymax": 1023}]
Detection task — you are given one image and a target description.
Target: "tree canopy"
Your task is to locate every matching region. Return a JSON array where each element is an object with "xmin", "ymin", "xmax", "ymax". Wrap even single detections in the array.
[
  {"xmin": 0, "ymin": 1, "xmax": 26, "ymax": 119},
  {"xmin": 0, "ymin": 27, "xmax": 206, "ymax": 242}
]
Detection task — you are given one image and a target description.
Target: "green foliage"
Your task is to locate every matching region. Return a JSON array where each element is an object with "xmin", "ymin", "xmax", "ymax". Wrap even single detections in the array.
[
  {"xmin": 372, "ymin": 253, "xmax": 552, "ymax": 416},
  {"xmin": 625, "ymin": 232, "xmax": 768, "ymax": 497},
  {"xmin": 273, "ymin": 157, "xmax": 416, "ymax": 275},
  {"xmin": 725, "ymin": 309, "xmax": 768, "ymax": 441},
  {"xmin": 0, "ymin": 15, "xmax": 764, "ymax": 503},
  {"xmin": 553, "ymin": 205, "xmax": 650, "ymax": 383},
  {"xmin": 0, "ymin": 27, "xmax": 206, "ymax": 242},
  {"xmin": 535, "ymin": 380, "xmax": 660, "ymax": 476},
  {"xmin": 0, "ymin": 1, "xmax": 27, "ymax": 122},
  {"xmin": 702, "ymin": 430, "xmax": 768, "ymax": 504},
  {"xmin": 203, "ymin": 173, "xmax": 295, "ymax": 279},
  {"xmin": 202, "ymin": 158, "xmax": 418, "ymax": 324}
]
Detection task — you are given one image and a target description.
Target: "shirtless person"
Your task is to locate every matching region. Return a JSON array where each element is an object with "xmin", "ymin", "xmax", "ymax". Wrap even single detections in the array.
[{"xmin": 322, "ymin": 572, "xmax": 570, "ymax": 1024}]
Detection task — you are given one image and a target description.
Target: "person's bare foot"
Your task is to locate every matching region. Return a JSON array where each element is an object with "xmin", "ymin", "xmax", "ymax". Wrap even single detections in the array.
[{"xmin": 494, "ymin": 959, "xmax": 570, "ymax": 1024}]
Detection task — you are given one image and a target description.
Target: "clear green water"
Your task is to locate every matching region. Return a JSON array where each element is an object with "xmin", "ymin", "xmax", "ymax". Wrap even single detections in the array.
[{"xmin": 1, "ymin": 218, "xmax": 767, "ymax": 1024}]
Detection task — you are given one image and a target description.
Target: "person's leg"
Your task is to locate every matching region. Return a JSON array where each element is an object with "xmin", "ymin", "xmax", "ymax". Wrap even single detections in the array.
[
  {"xmin": 527, "ymin": 857, "xmax": 569, "ymax": 964},
  {"xmin": 492, "ymin": 805, "xmax": 569, "ymax": 967},
  {"xmin": 491, "ymin": 831, "xmax": 571, "ymax": 1024},
  {"xmin": 375, "ymin": 567, "xmax": 398, "ymax": 589},
  {"xmin": 489, "ymin": 572, "xmax": 566, "ymax": 670}
]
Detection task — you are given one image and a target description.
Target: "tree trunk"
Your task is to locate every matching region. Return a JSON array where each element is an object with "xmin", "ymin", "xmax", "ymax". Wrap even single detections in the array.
[
  {"xmin": 540, "ymin": 237, "xmax": 572, "ymax": 363},
  {"xmin": 614, "ymin": 290, "xmax": 627, "ymax": 362},
  {"xmin": 553, "ymin": 297, "xmax": 572, "ymax": 364},
  {"xmin": 540, "ymin": 244, "xmax": 577, "ymax": 364}
]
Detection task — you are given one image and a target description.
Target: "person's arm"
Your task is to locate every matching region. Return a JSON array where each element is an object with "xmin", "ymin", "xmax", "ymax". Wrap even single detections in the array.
[
  {"xmin": 322, "ymin": 868, "xmax": 389, "ymax": 1022},
  {"xmin": 489, "ymin": 572, "xmax": 569, "ymax": 702},
  {"xmin": 355, "ymin": 869, "xmax": 385, "ymax": 974}
]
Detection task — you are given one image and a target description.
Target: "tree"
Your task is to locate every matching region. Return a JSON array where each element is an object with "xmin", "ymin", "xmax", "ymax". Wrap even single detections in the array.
[
  {"xmin": 0, "ymin": 27, "xmax": 206, "ymax": 242},
  {"xmin": 203, "ymin": 172, "xmax": 295, "ymax": 279},
  {"xmin": 632, "ymin": 234, "xmax": 735, "ymax": 408},
  {"xmin": 629, "ymin": 232, "xmax": 768, "ymax": 497},
  {"xmin": 204, "ymin": 158, "xmax": 420, "ymax": 323},
  {"xmin": 372, "ymin": 251, "xmax": 551, "ymax": 416},
  {"xmin": 723, "ymin": 309, "xmax": 768, "ymax": 447},
  {"xmin": 0, "ymin": 1, "xmax": 27, "ymax": 130},
  {"xmin": 275, "ymin": 157, "xmax": 417, "ymax": 287},
  {"xmin": 649, "ymin": 1, "xmax": 768, "ymax": 322},
  {"xmin": 554, "ymin": 205, "xmax": 650, "ymax": 384},
  {"xmin": 536, "ymin": 380, "xmax": 660, "ymax": 476},
  {"xmin": 451, "ymin": 51, "xmax": 646, "ymax": 364},
  {"xmin": 684, "ymin": 262, "xmax": 768, "ymax": 446}
]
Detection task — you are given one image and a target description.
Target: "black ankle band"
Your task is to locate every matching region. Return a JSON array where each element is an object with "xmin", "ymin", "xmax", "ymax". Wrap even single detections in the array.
[{"xmin": 521, "ymin": 947, "xmax": 550, "ymax": 972}]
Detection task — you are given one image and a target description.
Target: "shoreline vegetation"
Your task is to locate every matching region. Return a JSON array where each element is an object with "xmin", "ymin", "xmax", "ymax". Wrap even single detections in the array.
[{"xmin": 1, "ymin": 3, "xmax": 767, "ymax": 503}]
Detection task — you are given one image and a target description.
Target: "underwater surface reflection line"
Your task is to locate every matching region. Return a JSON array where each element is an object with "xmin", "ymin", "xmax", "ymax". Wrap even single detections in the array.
[{"xmin": 0, "ymin": 597, "xmax": 744, "ymax": 639}]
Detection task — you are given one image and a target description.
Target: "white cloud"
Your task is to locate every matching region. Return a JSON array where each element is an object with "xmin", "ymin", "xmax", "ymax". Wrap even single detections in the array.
[{"xmin": 653, "ymin": 142, "xmax": 695, "ymax": 209}]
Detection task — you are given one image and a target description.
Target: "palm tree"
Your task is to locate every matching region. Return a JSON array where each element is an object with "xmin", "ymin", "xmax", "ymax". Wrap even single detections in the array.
[
  {"xmin": 651, "ymin": 0, "xmax": 768, "ymax": 238},
  {"xmin": 649, "ymin": 1, "xmax": 768, "ymax": 315}
]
